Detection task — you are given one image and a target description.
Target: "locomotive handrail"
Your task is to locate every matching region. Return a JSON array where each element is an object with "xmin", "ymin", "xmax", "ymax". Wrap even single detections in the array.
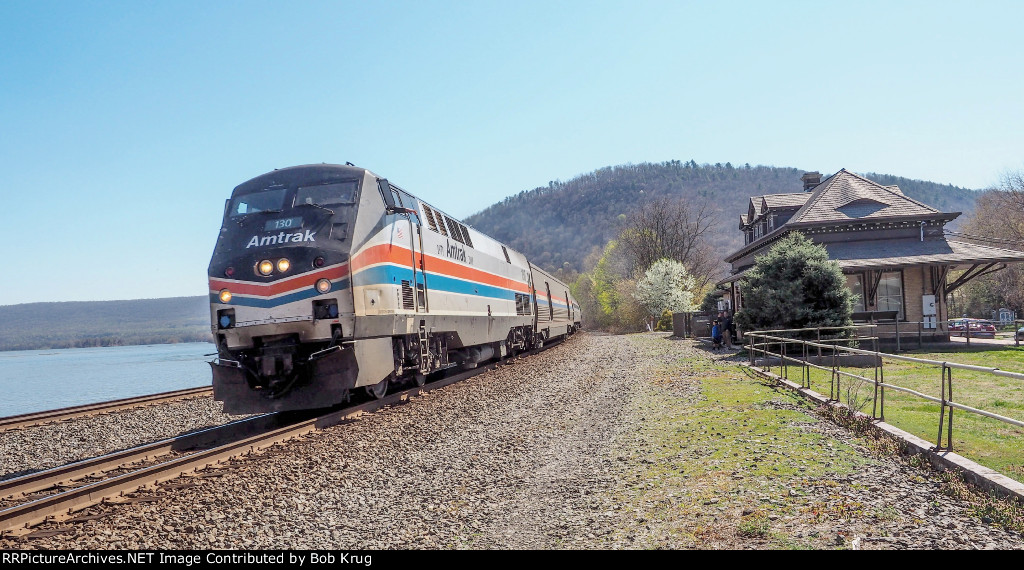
[{"xmin": 309, "ymin": 345, "xmax": 341, "ymax": 359}]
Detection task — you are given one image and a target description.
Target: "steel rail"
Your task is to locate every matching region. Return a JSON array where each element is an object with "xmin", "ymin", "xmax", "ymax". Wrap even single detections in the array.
[
  {"xmin": 0, "ymin": 414, "xmax": 277, "ymax": 499},
  {"xmin": 0, "ymin": 340, "xmax": 559, "ymax": 535},
  {"xmin": 0, "ymin": 387, "xmax": 214, "ymax": 432}
]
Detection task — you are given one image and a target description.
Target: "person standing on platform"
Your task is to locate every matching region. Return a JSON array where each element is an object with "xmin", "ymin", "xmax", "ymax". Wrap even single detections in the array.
[{"xmin": 723, "ymin": 310, "xmax": 735, "ymax": 349}]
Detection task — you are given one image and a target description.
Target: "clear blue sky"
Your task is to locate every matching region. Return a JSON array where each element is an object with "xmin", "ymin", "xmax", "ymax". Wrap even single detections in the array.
[{"xmin": 2, "ymin": 0, "xmax": 1022, "ymax": 305}]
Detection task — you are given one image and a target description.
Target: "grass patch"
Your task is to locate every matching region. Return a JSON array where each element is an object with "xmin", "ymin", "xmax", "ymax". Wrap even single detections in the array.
[
  {"xmin": 941, "ymin": 471, "xmax": 1024, "ymax": 532},
  {"xmin": 737, "ymin": 512, "xmax": 771, "ymax": 537},
  {"xmin": 615, "ymin": 334, "xmax": 872, "ymax": 549}
]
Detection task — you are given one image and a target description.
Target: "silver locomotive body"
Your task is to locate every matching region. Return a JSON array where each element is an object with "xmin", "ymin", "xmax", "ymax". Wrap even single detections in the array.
[{"xmin": 208, "ymin": 164, "xmax": 580, "ymax": 413}]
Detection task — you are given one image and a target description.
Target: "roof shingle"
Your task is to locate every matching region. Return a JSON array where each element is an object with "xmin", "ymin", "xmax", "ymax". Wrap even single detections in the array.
[
  {"xmin": 789, "ymin": 169, "xmax": 940, "ymax": 224},
  {"xmin": 824, "ymin": 239, "xmax": 1024, "ymax": 270}
]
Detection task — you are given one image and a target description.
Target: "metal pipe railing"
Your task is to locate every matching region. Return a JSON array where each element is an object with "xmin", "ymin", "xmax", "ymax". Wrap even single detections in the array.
[
  {"xmin": 744, "ymin": 326, "xmax": 1024, "ymax": 451},
  {"xmin": 746, "ymin": 317, "xmax": 1021, "ymax": 353}
]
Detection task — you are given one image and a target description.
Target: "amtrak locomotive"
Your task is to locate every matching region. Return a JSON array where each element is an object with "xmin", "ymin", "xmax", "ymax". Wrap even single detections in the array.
[{"xmin": 208, "ymin": 164, "xmax": 581, "ymax": 413}]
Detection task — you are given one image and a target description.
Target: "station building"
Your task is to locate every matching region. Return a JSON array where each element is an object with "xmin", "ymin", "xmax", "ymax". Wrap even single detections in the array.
[{"xmin": 718, "ymin": 169, "xmax": 1024, "ymax": 339}]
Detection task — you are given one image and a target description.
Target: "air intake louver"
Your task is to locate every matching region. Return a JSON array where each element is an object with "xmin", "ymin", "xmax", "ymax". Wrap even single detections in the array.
[{"xmin": 401, "ymin": 280, "xmax": 415, "ymax": 310}]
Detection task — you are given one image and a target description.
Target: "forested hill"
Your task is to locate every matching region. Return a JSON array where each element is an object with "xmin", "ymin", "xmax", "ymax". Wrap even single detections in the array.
[
  {"xmin": 463, "ymin": 161, "xmax": 980, "ymax": 273},
  {"xmin": 0, "ymin": 296, "xmax": 211, "ymax": 351}
]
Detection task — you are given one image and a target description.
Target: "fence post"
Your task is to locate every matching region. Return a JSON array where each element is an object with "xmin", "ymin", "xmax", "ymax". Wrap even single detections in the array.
[
  {"xmin": 781, "ymin": 339, "xmax": 787, "ymax": 381},
  {"xmin": 895, "ymin": 319, "xmax": 901, "ymax": 353},
  {"xmin": 798, "ymin": 337, "xmax": 806, "ymax": 386},
  {"xmin": 777, "ymin": 338, "xmax": 782, "ymax": 377},
  {"xmin": 936, "ymin": 363, "xmax": 954, "ymax": 451},
  {"xmin": 762, "ymin": 335, "xmax": 768, "ymax": 373},
  {"xmin": 872, "ymin": 352, "xmax": 879, "ymax": 420},
  {"xmin": 879, "ymin": 353, "xmax": 886, "ymax": 421},
  {"xmin": 918, "ymin": 321, "xmax": 923, "ymax": 349},
  {"xmin": 830, "ymin": 343, "xmax": 839, "ymax": 401}
]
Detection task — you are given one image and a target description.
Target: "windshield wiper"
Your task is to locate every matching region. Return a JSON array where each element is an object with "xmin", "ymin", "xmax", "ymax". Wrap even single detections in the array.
[
  {"xmin": 294, "ymin": 203, "xmax": 336, "ymax": 215},
  {"xmin": 232, "ymin": 209, "xmax": 284, "ymax": 224}
]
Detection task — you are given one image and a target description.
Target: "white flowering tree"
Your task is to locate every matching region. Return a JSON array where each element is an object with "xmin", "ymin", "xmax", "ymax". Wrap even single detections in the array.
[{"xmin": 634, "ymin": 259, "xmax": 696, "ymax": 324}]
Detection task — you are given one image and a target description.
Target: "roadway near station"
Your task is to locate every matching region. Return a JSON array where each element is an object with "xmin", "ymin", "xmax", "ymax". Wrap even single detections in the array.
[{"xmin": 1, "ymin": 332, "xmax": 1021, "ymax": 549}]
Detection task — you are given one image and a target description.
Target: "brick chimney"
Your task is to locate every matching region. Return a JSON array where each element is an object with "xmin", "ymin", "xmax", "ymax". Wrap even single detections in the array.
[{"xmin": 801, "ymin": 171, "xmax": 821, "ymax": 191}]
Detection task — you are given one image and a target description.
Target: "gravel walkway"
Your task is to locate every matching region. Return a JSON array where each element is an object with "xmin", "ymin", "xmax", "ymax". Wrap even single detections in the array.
[{"xmin": 2, "ymin": 332, "xmax": 1022, "ymax": 549}]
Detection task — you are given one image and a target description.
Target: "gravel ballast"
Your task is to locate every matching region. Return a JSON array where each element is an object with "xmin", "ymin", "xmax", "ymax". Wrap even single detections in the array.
[
  {"xmin": 0, "ymin": 399, "xmax": 246, "ymax": 482},
  {"xmin": 2, "ymin": 332, "xmax": 1023, "ymax": 549}
]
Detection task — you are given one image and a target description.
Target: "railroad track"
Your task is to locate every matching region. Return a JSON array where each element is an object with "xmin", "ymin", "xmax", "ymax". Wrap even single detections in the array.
[
  {"xmin": 0, "ymin": 387, "xmax": 214, "ymax": 432},
  {"xmin": 0, "ymin": 346, "xmax": 550, "ymax": 538}
]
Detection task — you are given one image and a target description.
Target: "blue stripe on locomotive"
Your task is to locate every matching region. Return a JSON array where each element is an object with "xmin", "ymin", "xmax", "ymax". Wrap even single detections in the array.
[{"xmin": 353, "ymin": 264, "xmax": 519, "ymax": 302}]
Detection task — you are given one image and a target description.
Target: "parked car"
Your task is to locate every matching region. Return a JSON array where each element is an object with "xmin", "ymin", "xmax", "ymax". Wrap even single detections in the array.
[
  {"xmin": 950, "ymin": 318, "xmax": 996, "ymax": 338},
  {"xmin": 1016, "ymin": 326, "xmax": 1024, "ymax": 341}
]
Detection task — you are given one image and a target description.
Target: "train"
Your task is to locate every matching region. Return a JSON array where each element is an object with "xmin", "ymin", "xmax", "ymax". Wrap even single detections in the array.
[{"xmin": 208, "ymin": 164, "xmax": 581, "ymax": 413}]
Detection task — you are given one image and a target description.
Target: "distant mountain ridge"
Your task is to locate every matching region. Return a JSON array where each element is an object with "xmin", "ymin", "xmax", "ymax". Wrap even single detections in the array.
[
  {"xmin": 1, "ymin": 162, "xmax": 981, "ymax": 351},
  {"xmin": 0, "ymin": 296, "xmax": 211, "ymax": 351},
  {"xmin": 463, "ymin": 161, "xmax": 980, "ymax": 274}
]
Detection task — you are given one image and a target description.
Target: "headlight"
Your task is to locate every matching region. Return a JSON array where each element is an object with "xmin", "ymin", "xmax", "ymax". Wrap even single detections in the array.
[
  {"xmin": 258, "ymin": 260, "xmax": 274, "ymax": 276},
  {"xmin": 218, "ymin": 289, "xmax": 232, "ymax": 303},
  {"xmin": 315, "ymin": 279, "xmax": 332, "ymax": 293},
  {"xmin": 277, "ymin": 258, "xmax": 290, "ymax": 273}
]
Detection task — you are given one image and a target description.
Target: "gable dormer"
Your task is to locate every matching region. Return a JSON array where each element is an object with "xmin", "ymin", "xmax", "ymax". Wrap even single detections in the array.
[{"xmin": 837, "ymin": 198, "xmax": 889, "ymax": 218}]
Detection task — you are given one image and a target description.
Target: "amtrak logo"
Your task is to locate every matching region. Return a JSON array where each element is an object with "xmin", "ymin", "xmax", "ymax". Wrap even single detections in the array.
[
  {"xmin": 246, "ymin": 230, "xmax": 316, "ymax": 248},
  {"xmin": 445, "ymin": 239, "xmax": 466, "ymax": 262}
]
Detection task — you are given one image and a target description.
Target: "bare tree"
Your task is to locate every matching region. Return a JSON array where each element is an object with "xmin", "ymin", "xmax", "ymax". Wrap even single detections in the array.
[
  {"xmin": 616, "ymin": 197, "xmax": 720, "ymax": 291},
  {"xmin": 960, "ymin": 171, "xmax": 1024, "ymax": 312}
]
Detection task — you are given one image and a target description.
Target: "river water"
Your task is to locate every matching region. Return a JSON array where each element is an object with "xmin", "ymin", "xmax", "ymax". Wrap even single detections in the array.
[{"xmin": 0, "ymin": 342, "xmax": 216, "ymax": 417}]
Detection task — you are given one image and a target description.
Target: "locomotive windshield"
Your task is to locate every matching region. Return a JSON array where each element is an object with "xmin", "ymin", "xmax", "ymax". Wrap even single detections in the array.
[
  {"xmin": 228, "ymin": 188, "xmax": 288, "ymax": 218},
  {"xmin": 296, "ymin": 181, "xmax": 358, "ymax": 207}
]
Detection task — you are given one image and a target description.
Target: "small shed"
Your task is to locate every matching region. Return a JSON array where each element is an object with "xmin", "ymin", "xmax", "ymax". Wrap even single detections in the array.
[{"xmin": 994, "ymin": 308, "xmax": 1016, "ymax": 324}]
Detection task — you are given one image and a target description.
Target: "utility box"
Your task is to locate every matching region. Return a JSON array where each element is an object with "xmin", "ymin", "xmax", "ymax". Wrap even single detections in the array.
[
  {"xmin": 922, "ymin": 295, "xmax": 937, "ymax": 329},
  {"xmin": 922, "ymin": 295, "xmax": 936, "ymax": 316}
]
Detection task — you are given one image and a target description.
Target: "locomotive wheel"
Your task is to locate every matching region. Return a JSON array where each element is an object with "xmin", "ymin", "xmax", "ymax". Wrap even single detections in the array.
[
  {"xmin": 364, "ymin": 378, "xmax": 388, "ymax": 400},
  {"xmin": 413, "ymin": 373, "xmax": 427, "ymax": 387}
]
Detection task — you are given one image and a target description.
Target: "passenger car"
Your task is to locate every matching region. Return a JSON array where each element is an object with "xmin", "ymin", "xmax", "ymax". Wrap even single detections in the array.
[{"xmin": 949, "ymin": 318, "xmax": 996, "ymax": 338}]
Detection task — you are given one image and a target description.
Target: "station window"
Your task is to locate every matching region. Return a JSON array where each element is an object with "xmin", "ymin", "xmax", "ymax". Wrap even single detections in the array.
[
  {"xmin": 845, "ymin": 274, "xmax": 865, "ymax": 312},
  {"xmin": 877, "ymin": 271, "xmax": 905, "ymax": 320}
]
